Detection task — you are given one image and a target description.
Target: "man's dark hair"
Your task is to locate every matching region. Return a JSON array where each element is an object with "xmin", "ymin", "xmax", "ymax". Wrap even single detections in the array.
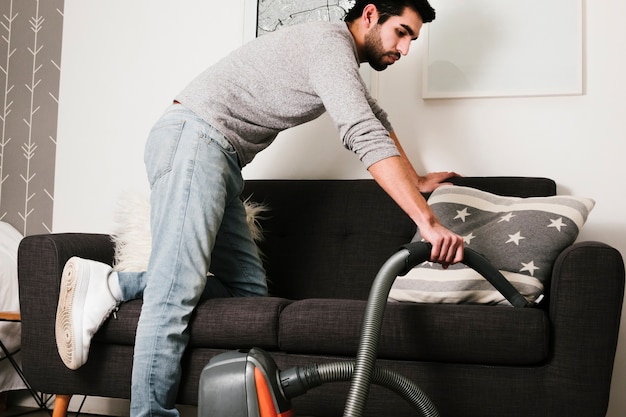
[{"xmin": 344, "ymin": 0, "xmax": 436, "ymax": 24}]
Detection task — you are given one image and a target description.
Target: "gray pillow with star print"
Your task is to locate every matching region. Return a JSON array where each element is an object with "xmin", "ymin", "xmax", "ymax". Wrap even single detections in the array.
[{"xmin": 389, "ymin": 185, "xmax": 594, "ymax": 306}]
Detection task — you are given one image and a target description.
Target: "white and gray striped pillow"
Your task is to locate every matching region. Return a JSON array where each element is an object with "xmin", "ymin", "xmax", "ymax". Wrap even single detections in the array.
[{"xmin": 389, "ymin": 185, "xmax": 594, "ymax": 306}]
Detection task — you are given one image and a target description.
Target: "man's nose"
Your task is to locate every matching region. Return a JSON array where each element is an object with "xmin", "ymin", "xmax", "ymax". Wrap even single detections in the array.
[{"xmin": 397, "ymin": 38, "xmax": 411, "ymax": 56}]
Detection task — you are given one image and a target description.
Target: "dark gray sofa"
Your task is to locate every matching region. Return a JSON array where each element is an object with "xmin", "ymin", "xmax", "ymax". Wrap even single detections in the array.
[{"xmin": 17, "ymin": 177, "xmax": 625, "ymax": 417}]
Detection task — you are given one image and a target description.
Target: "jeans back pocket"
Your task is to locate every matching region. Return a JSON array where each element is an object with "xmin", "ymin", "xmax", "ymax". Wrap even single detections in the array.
[{"xmin": 144, "ymin": 118, "xmax": 184, "ymax": 188}]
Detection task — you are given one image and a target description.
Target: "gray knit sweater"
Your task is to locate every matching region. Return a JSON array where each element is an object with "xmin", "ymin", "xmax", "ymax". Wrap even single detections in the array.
[{"xmin": 176, "ymin": 21, "xmax": 399, "ymax": 168}]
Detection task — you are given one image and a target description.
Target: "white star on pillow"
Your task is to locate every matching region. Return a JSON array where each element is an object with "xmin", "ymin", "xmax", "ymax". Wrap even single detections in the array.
[
  {"xmin": 520, "ymin": 260, "xmax": 540, "ymax": 276},
  {"xmin": 498, "ymin": 212, "xmax": 515, "ymax": 223},
  {"xmin": 454, "ymin": 207, "xmax": 471, "ymax": 222},
  {"xmin": 463, "ymin": 232, "xmax": 476, "ymax": 245},
  {"xmin": 548, "ymin": 217, "xmax": 567, "ymax": 232},
  {"xmin": 506, "ymin": 232, "xmax": 525, "ymax": 246}
]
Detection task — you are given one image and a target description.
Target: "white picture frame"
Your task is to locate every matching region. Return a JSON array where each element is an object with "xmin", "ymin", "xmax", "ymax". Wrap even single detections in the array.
[{"xmin": 422, "ymin": 0, "xmax": 584, "ymax": 99}]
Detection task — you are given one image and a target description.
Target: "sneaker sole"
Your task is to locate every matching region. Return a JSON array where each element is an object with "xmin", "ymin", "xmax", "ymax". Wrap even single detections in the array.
[{"xmin": 55, "ymin": 257, "xmax": 88, "ymax": 370}]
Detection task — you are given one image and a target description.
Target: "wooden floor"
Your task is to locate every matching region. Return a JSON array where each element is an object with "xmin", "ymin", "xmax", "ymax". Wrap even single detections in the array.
[
  {"xmin": 2, "ymin": 405, "xmax": 110, "ymax": 417},
  {"xmin": 1, "ymin": 396, "xmax": 197, "ymax": 417},
  {"xmin": 0, "ymin": 389, "xmax": 124, "ymax": 417},
  {"xmin": 2, "ymin": 405, "xmax": 109, "ymax": 417},
  {"xmin": 1, "ymin": 392, "xmax": 197, "ymax": 417},
  {"xmin": 2, "ymin": 405, "xmax": 52, "ymax": 417}
]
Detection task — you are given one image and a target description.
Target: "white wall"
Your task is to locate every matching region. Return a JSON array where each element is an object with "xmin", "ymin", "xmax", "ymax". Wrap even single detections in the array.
[
  {"xmin": 54, "ymin": 1, "xmax": 626, "ymax": 416},
  {"xmin": 54, "ymin": 0, "xmax": 246, "ymax": 232}
]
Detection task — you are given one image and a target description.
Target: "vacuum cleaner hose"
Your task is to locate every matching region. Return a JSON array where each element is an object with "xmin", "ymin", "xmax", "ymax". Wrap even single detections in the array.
[
  {"xmin": 199, "ymin": 242, "xmax": 527, "ymax": 417},
  {"xmin": 343, "ymin": 244, "xmax": 431, "ymax": 417},
  {"xmin": 280, "ymin": 243, "xmax": 439, "ymax": 417},
  {"xmin": 280, "ymin": 360, "xmax": 439, "ymax": 417},
  {"xmin": 341, "ymin": 241, "xmax": 528, "ymax": 416}
]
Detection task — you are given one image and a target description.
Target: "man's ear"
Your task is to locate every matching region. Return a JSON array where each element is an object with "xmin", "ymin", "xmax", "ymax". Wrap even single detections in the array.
[{"xmin": 362, "ymin": 3, "xmax": 379, "ymax": 28}]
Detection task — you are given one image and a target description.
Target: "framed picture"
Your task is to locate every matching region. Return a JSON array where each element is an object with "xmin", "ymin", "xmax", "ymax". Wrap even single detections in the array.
[
  {"xmin": 422, "ymin": 0, "xmax": 584, "ymax": 99},
  {"xmin": 244, "ymin": 0, "xmax": 356, "ymax": 39},
  {"xmin": 243, "ymin": 0, "xmax": 377, "ymax": 95}
]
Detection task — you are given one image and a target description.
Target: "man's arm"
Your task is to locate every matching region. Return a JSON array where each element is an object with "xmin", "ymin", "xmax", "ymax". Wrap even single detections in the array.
[
  {"xmin": 367, "ymin": 152, "xmax": 464, "ymax": 266},
  {"xmin": 389, "ymin": 131, "xmax": 459, "ymax": 193}
]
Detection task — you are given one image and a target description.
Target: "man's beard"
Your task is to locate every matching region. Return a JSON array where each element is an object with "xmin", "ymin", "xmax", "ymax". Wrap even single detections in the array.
[{"xmin": 363, "ymin": 25, "xmax": 401, "ymax": 71}]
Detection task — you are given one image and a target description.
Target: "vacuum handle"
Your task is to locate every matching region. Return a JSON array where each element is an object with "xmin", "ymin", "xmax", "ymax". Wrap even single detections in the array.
[{"xmin": 400, "ymin": 241, "xmax": 530, "ymax": 308}]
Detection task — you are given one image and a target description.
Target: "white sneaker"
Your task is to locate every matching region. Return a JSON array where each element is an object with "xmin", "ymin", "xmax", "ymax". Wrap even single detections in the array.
[{"xmin": 55, "ymin": 257, "xmax": 120, "ymax": 370}]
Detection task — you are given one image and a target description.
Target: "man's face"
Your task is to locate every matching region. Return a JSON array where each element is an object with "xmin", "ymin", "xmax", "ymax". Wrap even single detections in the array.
[{"xmin": 363, "ymin": 7, "xmax": 423, "ymax": 71}]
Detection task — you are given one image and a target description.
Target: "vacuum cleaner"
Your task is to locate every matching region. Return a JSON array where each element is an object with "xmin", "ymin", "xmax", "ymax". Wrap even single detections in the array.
[{"xmin": 198, "ymin": 241, "xmax": 530, "ymax": 417}]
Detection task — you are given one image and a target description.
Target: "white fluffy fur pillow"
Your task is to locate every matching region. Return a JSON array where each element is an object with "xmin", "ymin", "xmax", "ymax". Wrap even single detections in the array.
[{"xmin": 112, "ymin": 193, "xmax": 266, "ymax": 272}]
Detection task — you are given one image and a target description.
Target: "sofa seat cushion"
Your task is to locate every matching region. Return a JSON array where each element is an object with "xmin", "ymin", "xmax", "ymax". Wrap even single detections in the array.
[
  {"xmin": 278, "ymin": 299, "xmax": 549, "ymax": 366},
  {"xmin": 95, "ymin": 297, "xmax": 292, "ymax": 350}
]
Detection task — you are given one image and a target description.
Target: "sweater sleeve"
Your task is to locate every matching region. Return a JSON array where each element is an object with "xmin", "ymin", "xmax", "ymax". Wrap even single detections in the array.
[{"xmin": 307, "ymin": 29, "xmax": 399, "ymax": 168}]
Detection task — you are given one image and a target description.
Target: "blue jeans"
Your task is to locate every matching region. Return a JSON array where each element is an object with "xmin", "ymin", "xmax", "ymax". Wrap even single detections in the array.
[{"xmin": 117, "ymin": 104, "xmax": 267, "ymax": 417}]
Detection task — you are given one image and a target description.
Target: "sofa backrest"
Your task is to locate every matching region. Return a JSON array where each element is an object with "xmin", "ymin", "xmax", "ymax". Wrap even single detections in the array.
[{"xmin": 242, "ymin": 177, "xmax": 556, "ymax": 300}]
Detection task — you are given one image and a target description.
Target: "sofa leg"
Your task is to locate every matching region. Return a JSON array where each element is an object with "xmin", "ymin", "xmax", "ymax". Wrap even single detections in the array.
[{"xmin": 52, "ymin": 394, "xmax": 71, "ymax": 417}]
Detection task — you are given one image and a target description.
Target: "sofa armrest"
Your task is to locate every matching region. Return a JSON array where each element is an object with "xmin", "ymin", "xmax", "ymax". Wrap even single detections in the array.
[
  {"xmin": 17, "ymin": 233, "xmax": 115, "ymax": 392},
  {"xmin": 547, "ymin": 241, "xmax": 625, "ymax": 413}
]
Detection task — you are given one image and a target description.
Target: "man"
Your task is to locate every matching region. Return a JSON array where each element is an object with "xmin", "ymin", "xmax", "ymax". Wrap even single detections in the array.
[{"xmin": 54, "ymin": 1, "xmax": 464, "ymax": 416}]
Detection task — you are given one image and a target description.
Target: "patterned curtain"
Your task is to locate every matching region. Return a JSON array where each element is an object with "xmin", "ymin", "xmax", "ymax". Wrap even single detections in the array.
[{"xmin": 0, "ymin": 0, "xmax": 64, "ymax": 236}]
